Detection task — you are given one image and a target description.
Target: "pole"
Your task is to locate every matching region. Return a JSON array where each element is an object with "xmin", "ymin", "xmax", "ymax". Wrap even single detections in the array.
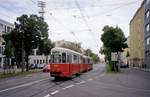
[{"xmin": 21, "ymin": 40, "xmax": 25, "ymax": 72}]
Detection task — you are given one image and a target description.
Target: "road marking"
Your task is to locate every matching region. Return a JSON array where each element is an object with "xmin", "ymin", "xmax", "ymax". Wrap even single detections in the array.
[
  {"xmin": 0, "ymin": 78, "xmax": 50, "ymax": 93},
  {"xmin": 76, "ymin": 81, "xmax": 85, "ymax": 85},
  {"xmin": 94, "ymin": 76, "xmax": 99, "ymax": 79},
  {"xmin": 63, "ymin": 84, "xmax": 75, "ymax": 90},
  {"xmin": 99, "ymin": 73, "xmax": 105, "ymax": 77},
  {"xmin": 44, "ymin": 94, "xmax": 51, "ymax": 97},
  {"xmin": 87, "ymin": 78, "xmax": 93, "ymax": 81},
  {"xmin": 51, "ymin": 90, "xmax": 59, "ymax": 95}
]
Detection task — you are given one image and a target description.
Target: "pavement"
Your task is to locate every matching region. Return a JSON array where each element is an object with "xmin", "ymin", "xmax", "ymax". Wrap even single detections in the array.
[
  {"xmin": 0, "ymin": 64, "xmax": 150, "ymax": 97},
  {"xmin": 130, "ymin": 66, "xmax": 150, "ymax": 72}
]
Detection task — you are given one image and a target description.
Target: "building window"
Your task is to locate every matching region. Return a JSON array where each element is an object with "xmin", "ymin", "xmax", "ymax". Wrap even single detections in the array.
[
  {"xmin": 37, "ymin": 60, "xmax": 39, "ymax": 64},
  {"xmin": 40, "ymin": 60, "xmax": 42, "ymax": 64},
  {"xmin": 146, "ymin": 10, "xmax": 149, "ymax": 19},
  {"xmin": 146, "ymin": 24, "xmax": 150, "ymax": 32},
  {"xmin": 0, "ymin": 46, "xmax": 2, "ymax": 54},
  {"xmin": 49, "ymin": 59, "xmax": 51, "ymax": 64},
  {"xmin": 43, "ymin": 60, "xmax": 45, "ymax": 63},
  {"xmin": 146, "ymin": 0, "xmax": 150, "ymax": 5},
  {"xmin": 146, "ymin": 51, "xmax": 150, "ymax": 57},
  {"xmin": 0, "ymin": 24, "xmax": 2, "ymax": 27},
  {"xmin": 36, "ymin": 50, "xmax": 42, "ymax": 55},
  {"xmin": 34, "ymin": 60, "xmax": 36, "ymax": 64},
  {"xmin": 146, "ymin": 38, "xmax": 150, "ymax": 45}
]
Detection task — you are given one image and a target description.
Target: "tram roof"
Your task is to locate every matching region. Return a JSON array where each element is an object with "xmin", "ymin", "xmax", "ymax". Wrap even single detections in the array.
[{"xmin": 51, "ymin": 47, "xmax": 89, "ymax": 58}]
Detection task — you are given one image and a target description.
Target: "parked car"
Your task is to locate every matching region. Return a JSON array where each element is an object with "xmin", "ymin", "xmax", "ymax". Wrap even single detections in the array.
[
  {"xmin": 120, "ymin": 61, "xmax": 128, "ymax": 68},
  {"xmin": 29, "ymin": 64, "xmax": 37, "ymax": 70},
  {"xmin": 43, "ymin": 65, "xmax": 50, "ymax": 72},
  {"xmin": 38, "ymin": 64, "xmax": 45, "ymax": 69}
]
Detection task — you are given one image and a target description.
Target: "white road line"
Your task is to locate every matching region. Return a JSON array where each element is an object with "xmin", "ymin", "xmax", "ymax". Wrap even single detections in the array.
[
  {"xmin": 63, "ymin": 84, "xmax": 75, "ymax": 90},
  {"xmin": 87, "ymin": 78, "xmax": 93, "ymax": 81},
  {"xmin": 51, "ymin": 90, "xmax": 59, "ymax": 95},
  {"xmin": 76, "ymin": 81, "xmax": 85, "ymax": 85},
  {"xmin": 44, "ymin": 94, "xmax": 51, "ymax": 97},
  {"xmin": 99, "ymin": 73, "xmax": 105, "ymax": 77},
  {"xmin": 0, "ymin": 78, "xmax": 50, "ymax": 93}
]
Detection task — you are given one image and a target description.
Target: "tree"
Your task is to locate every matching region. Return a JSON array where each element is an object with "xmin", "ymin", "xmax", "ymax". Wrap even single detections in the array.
[
  {"xmin": 4, "ymin": 40, "xmax": 14, "ymax": 67},
  {"xmin": 3, "ymin": 29, "xmax": 22, "ymax": 68},
  {"xmin": 39, "ymin": 39, "xmax": 55, "ymax": 64},
  {"xmin": 85, "ymin": 49, "xmax": 100, "ymax": 63},
  {"xmin": 14, "ymin": 14, "xmax": 49, "ymax": 71},
  {"xmin": 100, "ymin": 25, "xmax": 128, "ymax": 71}
]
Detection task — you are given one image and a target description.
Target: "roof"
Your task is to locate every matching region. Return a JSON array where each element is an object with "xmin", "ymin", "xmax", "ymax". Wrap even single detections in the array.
[
  {"xmin": 51, "ymin": 47, "xmax": 91, "ymax": 59},
  {"xmin": 0, "ymin": 18, "xmax": 14, "ymax": 28}
]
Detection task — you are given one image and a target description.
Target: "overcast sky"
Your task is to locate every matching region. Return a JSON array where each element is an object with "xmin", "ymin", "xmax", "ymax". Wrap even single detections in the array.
[{"xmin": 0, "ymin": 0, "xmax": 143, "ymax": 59}]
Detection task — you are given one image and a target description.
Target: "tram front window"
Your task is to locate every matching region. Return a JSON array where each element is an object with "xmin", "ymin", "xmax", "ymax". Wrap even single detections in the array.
[{"xmin": 52, "ymin": 54, "xmax": 61, "ymax": 63}]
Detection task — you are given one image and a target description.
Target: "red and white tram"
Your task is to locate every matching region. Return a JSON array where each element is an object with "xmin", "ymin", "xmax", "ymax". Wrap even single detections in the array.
[{"xmin": 50, "ymin": 47, "xmax": 93, "ymax": 78}]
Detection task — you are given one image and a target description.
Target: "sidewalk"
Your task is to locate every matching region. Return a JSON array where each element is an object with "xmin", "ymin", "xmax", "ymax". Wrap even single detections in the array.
[
  {"xmin": 130, "ymin": 66, "xmax": 150, "ymax": 72},
  {"xmin": 0, "ymin": 68, "xmax": 23, "ymax": 74}
]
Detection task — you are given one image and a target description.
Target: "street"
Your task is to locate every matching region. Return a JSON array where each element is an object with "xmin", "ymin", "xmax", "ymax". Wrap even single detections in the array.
[{"xmin": 0, "ymin": 64, "xmax": 150, "ymax": 97}]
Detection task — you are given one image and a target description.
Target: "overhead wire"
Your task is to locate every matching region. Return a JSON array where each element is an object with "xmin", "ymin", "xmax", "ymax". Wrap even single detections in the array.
[{"xmin": 74, "ymin": 0, "xmax": 100, "ymax": 53}]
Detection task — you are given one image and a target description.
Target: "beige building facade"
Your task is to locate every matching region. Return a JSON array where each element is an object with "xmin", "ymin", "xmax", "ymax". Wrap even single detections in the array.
[{"xmin": 129, "ymin": 2, "xmax": 145, "ymax": 68}]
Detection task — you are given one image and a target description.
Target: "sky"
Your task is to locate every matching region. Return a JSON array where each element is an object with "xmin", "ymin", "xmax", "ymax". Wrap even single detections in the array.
[{"xmin": 0, "ymin": 0, "xmax": 143, "ymax": 59}]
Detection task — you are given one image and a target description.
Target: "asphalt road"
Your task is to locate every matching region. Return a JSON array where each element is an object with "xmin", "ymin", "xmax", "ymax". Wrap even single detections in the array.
[{"xmin": 0, "ymin": 64, "xmax": 150, "ymax": 97}]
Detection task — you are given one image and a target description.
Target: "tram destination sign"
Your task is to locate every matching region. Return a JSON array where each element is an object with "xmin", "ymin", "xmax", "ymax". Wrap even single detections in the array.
[{"xmin": 111, "ymin": 52, "xmax": 118, "ymax": 61}]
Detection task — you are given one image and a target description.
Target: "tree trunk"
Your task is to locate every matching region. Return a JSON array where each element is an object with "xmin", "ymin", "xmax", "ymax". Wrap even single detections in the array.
[{"xmin": 26, "ymin": 55, "xmax": 29, "ymax": 72}]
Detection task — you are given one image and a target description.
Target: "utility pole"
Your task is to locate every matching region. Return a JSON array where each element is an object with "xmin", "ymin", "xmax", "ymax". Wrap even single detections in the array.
[
  {"xmin": 38, "ymin": 1, "xmax": 46, "ymax": 18},
  {"xmin": 21, "ymin": 40, "xmax": 25, "ymax": 72},
  {"xmin": 21, "ymin": 20, "xmax": 25, "ymax": 72}
]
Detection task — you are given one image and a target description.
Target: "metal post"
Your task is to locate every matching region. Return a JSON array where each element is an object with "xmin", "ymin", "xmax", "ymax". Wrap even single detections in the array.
[{"xmin": 21, "ymin": 40, "xmax": 25, "ymax": 72}]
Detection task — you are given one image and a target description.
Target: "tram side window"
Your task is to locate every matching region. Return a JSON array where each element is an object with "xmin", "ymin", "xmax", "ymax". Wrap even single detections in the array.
[
  {"xmin": 88, "ymin": 59, "xmax": 90, "ymax": 63},
  {"xmin": 62, "ymin": 53, "xmax": 66, "ymax": 63},
  {"xmin": 83, "ymin": 58, "xmax": 85, "ymax": 64},
  {"xmin": 73, "ymin": 55, "xmax": 78, "ymax": 64},
  {"xmin": 52, "ymin": 54, "xmax": 61, "ymax": 63},
  {"xmin": 80, "ymin": 56, "xmax": 83, "ymax": 64},
  {"xmin": 67, "ymin": 55, "xmax": 69, "ymax": 63}
]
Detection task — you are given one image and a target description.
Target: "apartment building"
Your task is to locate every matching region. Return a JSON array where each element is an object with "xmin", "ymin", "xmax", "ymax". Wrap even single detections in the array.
[
  {"xmin": 129, "ymin": 2, "xmax": 145, "ymax": 68},
  {"xmin": 144, "ymin": 0, "xmax": 150, "ymax": 68},
  {"xmin": 0, "ymin": 18, "xmax": 14, "ymax": 68}
]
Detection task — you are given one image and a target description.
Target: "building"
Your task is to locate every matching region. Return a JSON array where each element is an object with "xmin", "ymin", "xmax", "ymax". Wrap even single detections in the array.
[
  {"xmin": 129, "ymin": 2, "xmax": 145, "ymax": 68},
  {"xmin": 144, "ymin": 0, "xmax": 150, "ymax": 68},
  {"xmin": 0, "ymin": 18, "xmax": 14, "ymax": 68},
  {"xmin": 29, "ymin": 49, "xmax": 51, "ymax": 68},
  {"xmin": 55, "ymin": 40, "xmax": 85, "ymax": 54},
  {"xmin": 121, "ymin": 36, "xmax": 130, "ymax": 65}
]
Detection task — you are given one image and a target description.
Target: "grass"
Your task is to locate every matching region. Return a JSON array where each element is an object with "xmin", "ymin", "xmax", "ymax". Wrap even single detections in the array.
[
  {"xmin": 0, "ymin": 69, "xmax": 42, "ymax": 78},
  {"xmin": 106, "ymin": 64, "xmax": 122, "ymax": 74}
]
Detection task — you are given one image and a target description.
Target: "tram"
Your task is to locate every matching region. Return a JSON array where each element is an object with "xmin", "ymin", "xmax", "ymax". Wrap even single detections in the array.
[{"xmin": 50, "ymin": 47, "xmax": 93, "ymax": 78}]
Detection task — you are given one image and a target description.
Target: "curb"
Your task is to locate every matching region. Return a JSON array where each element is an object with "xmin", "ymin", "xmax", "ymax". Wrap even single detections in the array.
[{"xmin": 130, "ymin": 67, "xmax": 150, "ymax": 72}]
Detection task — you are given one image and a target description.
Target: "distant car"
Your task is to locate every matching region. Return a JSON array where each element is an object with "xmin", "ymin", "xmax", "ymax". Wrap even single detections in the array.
[
  {"xmin": 120, "ymin": 62, "xmax": 128, "ymax": 68},
  {"xmin": 29, "ymin": 64, "xmax": 37, "ymax": 70},
  {"xmin": 43, "ymin": 65, "xmax": 50, "ymax": 72},
  {"xmin": 38, "ymin": 64, "xmax": 45, "ymax": 69}
]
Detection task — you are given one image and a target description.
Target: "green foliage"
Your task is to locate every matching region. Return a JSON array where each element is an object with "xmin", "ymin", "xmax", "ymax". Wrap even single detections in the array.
[
  {"xmin": 14, "ymin": 14, "xmax": 49, "ymax": 71},
  {"xmin": 0, "ymin": 70, "xmax": 42, "ymax": 78},
  {"xmin": 4, "ymin": 40, "xmax": 14, "ymax": 58},
  {"xmin": 3, "ymin": 30, "xmax": 22, "ymax": 67},
  {"xmin": 101, "ymin": 26, "xmax": 128, "ymax": 52},
  {"xmin": 100, "ymin": 25, "xmax": 128, "ymax": 71},
  {"xmin": 85, "ymin": 49, "xmax": 100, "ymax": 63},
  {"xmin": 39, "ymin": 39, "xmax": 55, "ymax": 56},
  {"xmin": 3, "ymin": 14, "xmax": 49, "ymax": 71}
]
